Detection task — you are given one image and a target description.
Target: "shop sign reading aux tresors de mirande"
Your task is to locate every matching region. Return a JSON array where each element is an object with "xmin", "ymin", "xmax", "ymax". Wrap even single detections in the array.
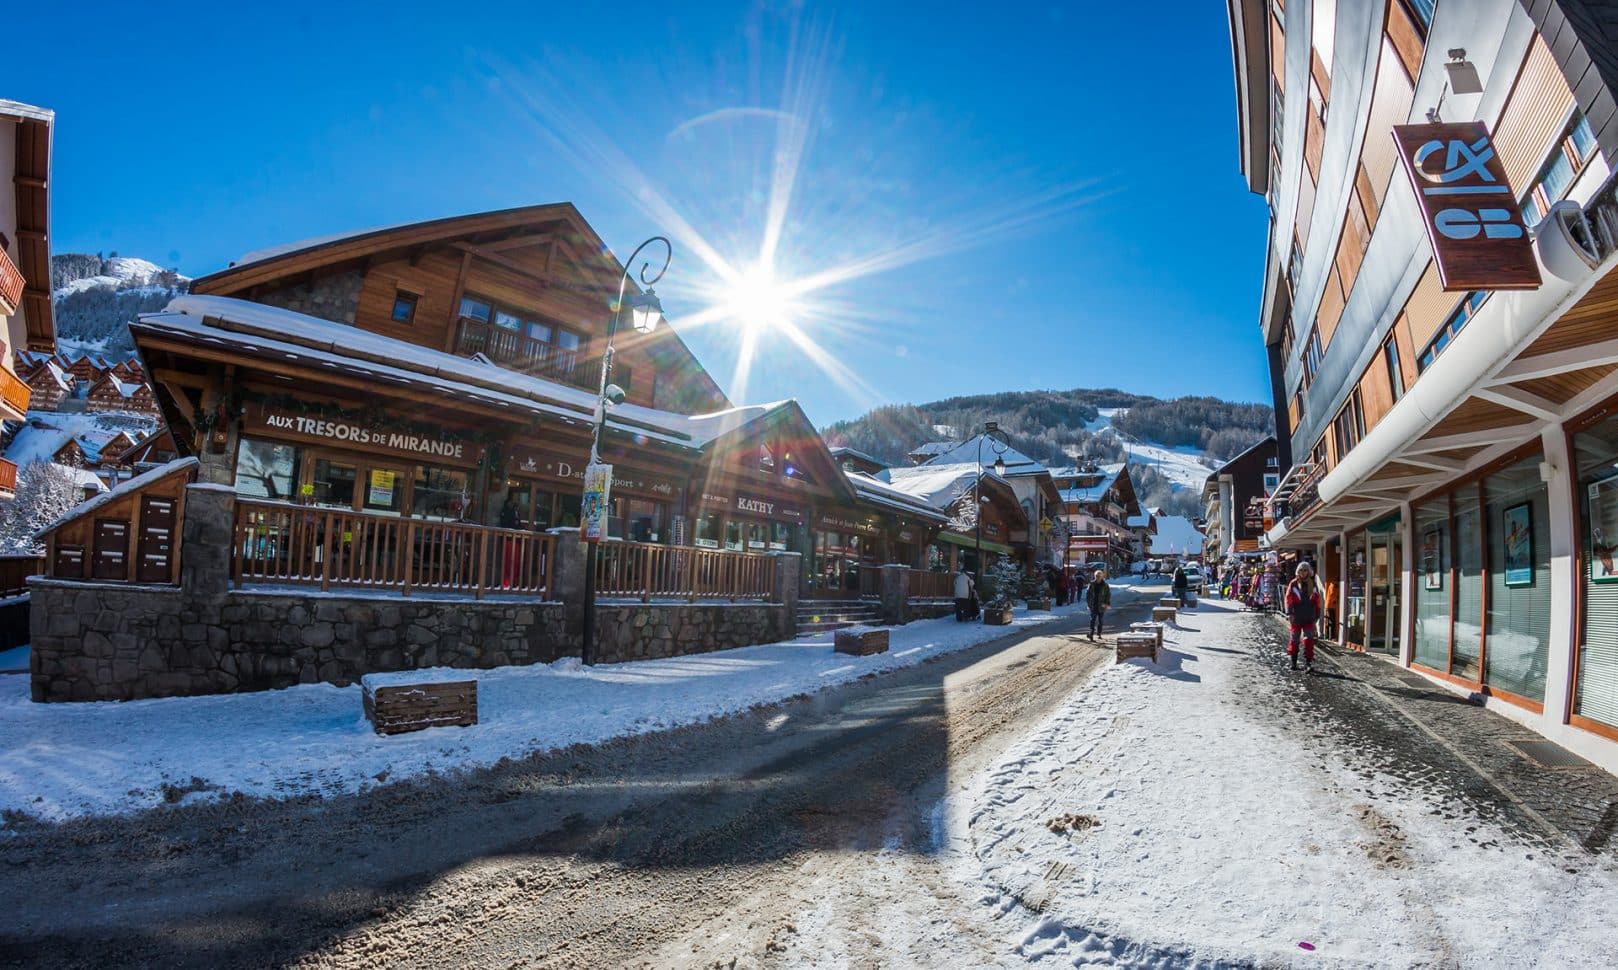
[{"xmin": 253, "ymin": 408, "xmax": 473, "ymax": 461}]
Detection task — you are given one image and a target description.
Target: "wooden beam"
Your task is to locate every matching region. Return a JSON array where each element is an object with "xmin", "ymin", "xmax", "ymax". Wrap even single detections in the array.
[
  {"xmin": 1405, "ymin": 426, "xmax": 1536, "ymax": 455},
  {"xmin": 444, "ymin": 250, "xmax": 473, "ymax": 353},
  {"xmin": 151, "ymin": 368, "xmax": 212, "ymax": 391},
  {"xmin": 484, "ymin": 232, "xmax": 557, "ymax": 252},
  {"xmin": 451, "ymin": 242, "xmax": 552, "ymax": 287},
  {"xmin": 1393, "ymin": 454, "xmax": 1468, "ymax": 473},
  {"xmin": 1475, "ymin": 386, "xmax": 1562, "ymax": 422},
  {"xmin": 1492, "ymin": 336, "xmax": 1618, "ymax": 384}
]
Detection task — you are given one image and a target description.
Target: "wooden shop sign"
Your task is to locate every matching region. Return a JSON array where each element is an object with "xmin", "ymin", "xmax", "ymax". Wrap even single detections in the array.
[
  {"xmin": 244, "ymin": 404, "xmax": 480, "ymax": 464},
  {"xmin": 509, "ymin": 446, "xmax": 682, "ymax": 500},
  {"xmin": 815, "ymin": 511, "xmax": 880, "ymax": 536},
  {"xmin": 1393, "ymin": 121, "xmax": 1541, "ymax": 291}
]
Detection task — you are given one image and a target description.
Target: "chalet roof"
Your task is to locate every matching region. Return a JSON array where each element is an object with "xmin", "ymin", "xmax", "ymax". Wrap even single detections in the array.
[
  {"xmin": 135, "ymin": 295, "xmax": 795, "ymax": 456},
  {"xmin": 1210, "ymin": 435, "xmax": 1278, "ymax": 478},
  {"xmin": 843, "ymin": 471, "xmax": 949, "ymax": 523},
  {"xmin": 89, "ymin": 372, "xmax": 144, "ymax": 398},
  {"xmin": 829, "ymin": 445, "xmax": 887, "ymax": 469},
  {"xmin": 916, "ymin": 435, "xmax": 1047, "ymax": 476},
  {"xmin": 908, "ymin": 441, "xmax": 959, "ymax": 459},
  {"xmin": 31, "ymin": 359, "xmax": 71, "ymax": 391},
  {"xmin": 114, "ymin": 428, "xmax": 176, "ymax": 465},
  {"xmin": 878, "ymin": 462, "xmax": 1016, "ymax": 511},
  {"xmin": 1056, "ymin": 463, "xmax": 1125, "ymax": 503}
]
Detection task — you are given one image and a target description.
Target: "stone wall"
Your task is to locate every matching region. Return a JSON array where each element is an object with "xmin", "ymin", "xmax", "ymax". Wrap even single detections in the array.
[
  {"xmin": 251, "ymin": 268, "xmax": 365, "ymax": 324},
  {"xmin": 28, "ymin": 485, "xmax": 804, "ymax": 702}
]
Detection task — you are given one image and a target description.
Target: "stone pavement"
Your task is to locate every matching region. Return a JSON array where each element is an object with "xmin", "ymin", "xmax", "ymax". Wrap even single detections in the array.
[{"xmin": 1243, "ymin": 607, "xmax": 1618, "ymax": 859}]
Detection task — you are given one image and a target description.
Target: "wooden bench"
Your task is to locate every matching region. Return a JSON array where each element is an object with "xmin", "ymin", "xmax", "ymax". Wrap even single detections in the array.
[
  {"xmin": 1158, "ymin": 597, "xmax": 1181, "ymax": 608},
  {"xmin": 1116, "ymin": 632, "xmax": 1159, "ymax": 664},
  {"xmin": 834, "ymin": 626, "xmax": 890, "ymax": 656},
  {"xmin": 1151, "ymin": 606, "xmax": 1177, "ymax": 624},
  {"xmin": 362, "ymin": 675, "xmax": 478, "ymax": 736}
]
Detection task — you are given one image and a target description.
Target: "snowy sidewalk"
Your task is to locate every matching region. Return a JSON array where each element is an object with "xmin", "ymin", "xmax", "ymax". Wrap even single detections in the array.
[
  {"xmin": 0, "ymin": 583, "xmax": 1153, "ymax": 822},
  {"xmin": 960, "ymin": 599, "xmax": 1618, "ymax": 968}
]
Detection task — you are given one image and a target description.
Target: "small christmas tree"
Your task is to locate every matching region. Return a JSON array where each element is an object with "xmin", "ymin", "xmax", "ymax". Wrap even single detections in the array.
[{"xmin": 981, "ymin": 558, "xmax": 1026, "ymax": 610}]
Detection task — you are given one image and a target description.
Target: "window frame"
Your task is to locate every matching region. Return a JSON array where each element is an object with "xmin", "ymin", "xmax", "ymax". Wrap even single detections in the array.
[{"xmin": 390, "ymin": 290, "xmax": 419, "ymax": 325}]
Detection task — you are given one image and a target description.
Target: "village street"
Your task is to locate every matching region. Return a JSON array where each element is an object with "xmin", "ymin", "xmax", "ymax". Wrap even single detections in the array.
[{"xmin": 8, "ymin": 583, "xmax": 1618, "ymax": 968}]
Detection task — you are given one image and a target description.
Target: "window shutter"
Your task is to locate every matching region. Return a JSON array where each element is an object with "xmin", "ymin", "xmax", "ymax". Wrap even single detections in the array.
[
  {"xmin": 1403, "ymin": 262, "xmax": 1450, "ymax": 351},
  {"xmin": 1363, "ymin": 36, "xmax": 1415, "ymax": 207},
  {"xmin": 1493, "ymin": 35, "xmax": 1576, "ymax": 191}
]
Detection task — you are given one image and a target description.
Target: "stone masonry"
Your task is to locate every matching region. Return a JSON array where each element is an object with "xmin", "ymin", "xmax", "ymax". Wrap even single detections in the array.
[{"xmin": 29, "ymin": 485, "xmax": 803, "ymax": 702}]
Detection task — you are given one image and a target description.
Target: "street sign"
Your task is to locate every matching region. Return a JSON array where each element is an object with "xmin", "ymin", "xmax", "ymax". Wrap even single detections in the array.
[
  {"xmin": 581, "ymin": 462, "xmax": 612, "ymax": 543},
  {"xmin": 1393, "ymin": 121, "xmax": 1541, "ymax": 291}
]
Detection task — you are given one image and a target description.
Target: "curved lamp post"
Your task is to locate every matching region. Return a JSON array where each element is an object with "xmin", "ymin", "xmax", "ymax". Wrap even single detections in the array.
[
  {"xmin": 581, "ymin": 235, "xmax": 670, "ymax": 666},
  {"xmin": 975, "ymin": 421, "xmax": 1011, "ymax": 591}
]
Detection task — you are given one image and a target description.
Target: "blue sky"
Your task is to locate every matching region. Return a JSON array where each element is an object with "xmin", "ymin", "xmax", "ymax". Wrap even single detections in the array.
[{"xmin": 15, "ymin": 1, "xmax": 1271, "ymax": 426}]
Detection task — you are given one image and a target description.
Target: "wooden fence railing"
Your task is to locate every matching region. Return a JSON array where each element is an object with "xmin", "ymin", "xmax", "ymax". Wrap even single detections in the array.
[
  {"xmin": 0, "ymin": 554, "xmax": 42, "ymax": 597},
  {"xmin": 233, "ymin": 499, "xmax": 555, "ymax": 599},
  {"xmin": 908, "ymin": 569, "xmax": 954, "ymax": 602},
  {"xmin": 857, "ymin": 564, "xmax": 882, "ymax": 600},
  {"xmin": 593, "ymin": 539, "xmax": 776, "ymax": 603},
  {"xmin": 0, "ymin": 458, "xmax": 17, "ymax": 496}
]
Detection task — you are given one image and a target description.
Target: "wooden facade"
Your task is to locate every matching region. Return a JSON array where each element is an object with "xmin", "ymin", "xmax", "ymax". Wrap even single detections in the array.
[
  {"xmin": 40, "ymin": 459, "xmax": 195, "ymax": 585},
  {"xmin": 86, "ymin": 373, "xmax": 159, "ymax": 415}
]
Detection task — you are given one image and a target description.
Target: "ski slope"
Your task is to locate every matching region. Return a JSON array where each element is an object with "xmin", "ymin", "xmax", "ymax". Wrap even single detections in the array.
[{"xmin": 1081, "ymin": 407, "xmax": 1216, "ymax": 493}]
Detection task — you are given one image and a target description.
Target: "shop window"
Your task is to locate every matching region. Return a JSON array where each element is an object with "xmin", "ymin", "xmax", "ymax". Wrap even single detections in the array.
[
  {"xmin": 412, "ymin": 465, "xmax": 468, "ymax": 520},
  {"xmin": 503, "ymin": 481, "xmax": 533, "ymax": 530},
  {"xmin": 1384, "ymin": 336, "xmax": 1404, "ymax": 402},
  {"xmin": 607, "ymin": 496, "xmax": 627, "ymax": 540},
  {"xmin": 556, "ymin": 492, "xmax": 581, "ymax": 528},
  {"xmin": 1575, "ymin": 416, "xmax": 1618, "ymax": 729},
  {"xmin": 1413, "ymin": 497, "xmax": 1451, "ymax": 670},
  {"xmin": 1417, "ymin": 291, "xmax": 1487, "ymax": 372},
  {"xmin": 693, "ymin": 511, "xmax": 722, "ymax": 549},
  {"xmin": 364, "ymin": 466, "xmax": 406, "ymax": 514},
  {"xmin": 1452, "ymin": 487, "xmax": 1484, "ymax": 680},
  {"xmin": 391, "ymin": 291, "xmax": 418, "ymax": 324},
  {"xmin": 769, "ymin": 521, "xmax": 792, "ymax": 551},
  {"xmin": 236, "ymin": 439, "xmax": 301, "ymax": 501},
  {"xmin": 724, "ymin": 520, "xmax": 744, "ymax": 552},
  {"xmin": 626, "ymin": 499, "xmax": 663, "ymax": 543},
  {"xmin": 1484, "ymin": 456, "xmax": 1551, "ymax": 702},
  {"xmin": 311, "ymin": 458, "xmax": 358, "ymax": 510}
]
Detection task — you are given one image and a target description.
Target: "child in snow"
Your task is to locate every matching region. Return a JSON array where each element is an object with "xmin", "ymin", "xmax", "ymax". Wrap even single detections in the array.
[{"xmin": 1284, "ymin": 562, "xmax": 1324, "ymax": 671}]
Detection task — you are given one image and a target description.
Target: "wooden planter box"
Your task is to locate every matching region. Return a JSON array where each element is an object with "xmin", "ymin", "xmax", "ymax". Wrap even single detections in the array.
[
  {"xmin": 1025, "ymin": 598, "xmax": 1053, "ymax": 611},
  {"xmin": 1151, "ymin": 606, "xmax": 1177, "ymax": 624},
  {"xmin": 1116, "ymin": 632, "xmax": 1159, "ymax": 664},
  {"xmin": 834, "ymin": 627, "xmax": 890, "ymax": 656},
  {"xmin": 1130, "ymin": 621, "xmax": 1165, "ymax": 647},
  {"xmin": 1158, "ymin": 597, "xmax": 1181, "ymax": 608},
  {"xmin": 363, "ymin": 678, "xmax": 478, "ymax": 736},
  {"xmin": 983, "ymin": 606, "xmax": 1014, "ymax": 626}
]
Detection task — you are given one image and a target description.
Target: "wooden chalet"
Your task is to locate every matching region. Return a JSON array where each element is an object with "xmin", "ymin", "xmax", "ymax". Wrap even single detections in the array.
[
  {"xmin": 878, "ymin": 463, "xmax": 1030, "ymax": 577},
  {"xmin": 116, "ymin": 429, "xmax": 180, "ymax": 471},
  {"xmin": 23, "ymin": 358, "xmax": 71, "ymax": 411},
  {"xmin": 1053, "ymin": 463, "xmax": 1144, "ymax": 571},
  {"xmin": 86, "ymin": 373, "xmax": 159, "ymax": 416},
  {"xmin": 128, "ymin": 205, "xmax": 946, "ymax": 603}
]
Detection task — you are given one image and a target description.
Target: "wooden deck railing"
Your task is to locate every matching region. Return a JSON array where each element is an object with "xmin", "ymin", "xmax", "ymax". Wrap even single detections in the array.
[
  {"xmin": 908, "ymin": 569, "xmax": 954, "ymax": 602},
  {"xmin": 233, "ymin": 499, "xmax": 555, "ymax": 599},
  {"xmin": 0, "ymin": 363, "xmax": 28, "ymax": 416},
  {"xmin": 0, "ymin": 458, "xmax": 17, "ymax": 496},
  {"xmin": 453, "ymin": 317, "xmax": 597, "ymax": 389},
  {"xmin": 593, "ymin": 539, "xmax": 776, "ymax": 603},
  {"xmin": 857, "ymin": 564, "xmax": 882, "ymax": 600},
  {"xmin": 0, "ymin": 244, "xmax": 23, "ymax": 314},
  {"xmin": 0, "ymin": 554, "xmax": 42, "ymax": 597}
]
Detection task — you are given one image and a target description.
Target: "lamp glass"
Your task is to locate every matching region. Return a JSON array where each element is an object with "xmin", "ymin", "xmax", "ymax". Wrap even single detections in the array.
[{"xmin": 993, "ymin": 457, "xmax": 1007, "ymax": 477}]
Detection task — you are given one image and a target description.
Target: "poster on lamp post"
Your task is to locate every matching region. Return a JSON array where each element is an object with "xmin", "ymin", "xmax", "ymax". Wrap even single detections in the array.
[{"xmin": 581, "ymin": 462, "xmax": 612, "ymax": 543}]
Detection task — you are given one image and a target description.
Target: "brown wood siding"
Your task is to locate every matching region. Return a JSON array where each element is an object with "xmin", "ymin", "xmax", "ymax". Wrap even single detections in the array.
[
  {"xmin": 1392, "ymin": 313, "xmax": 1418, "ymax": 393},
  {"xmin": 1385, "ymin": 0, "xmax": 1425, "ymax": 83},
  {"xmin": 1403, "ymin": 262, "xmax": 1451, "ymax": 351},
  {"xmin": 1360, "ymin": 352, "xmax": 1396, "ymax": 429},
  {"xmin": 1271, "ymin": 14, "xmax": 1287, "ymax": 93},
  {"xmin": 1318, "ymin": 268, "xmax": 1347, "ymax": 347},
  {"xmin": 1521, "ymin": 268, "xmax": 1618, "ymax": 356},
  {"xmin": 1493, "ymin": 35, "xmax": 1577, "ymax": 192},
  {"xmin": 354, "ymin": 251, "xmax": 461, "ymax": 350},
  {"xmin": 1304, "ymin": 107, "xmax": 1326, "ymax": 180},
  {"xmin": 1356, "ymin": 164, "xmax": 1382, "ymax": 231},
  {"xmin": 1311, "ymin": 48, "xmax": 1332, "ymax": 102},
  {"xmin": 1335, "ymin": 211, "xmax": 1366, "ymax": 295},
  {"xmin": 1510, "ymin": 364, "xmax": 1618, "ymax": 405},
  {"xmin": 1363, "ymin": 35, "xmax": 1416, "ymax": 207}
]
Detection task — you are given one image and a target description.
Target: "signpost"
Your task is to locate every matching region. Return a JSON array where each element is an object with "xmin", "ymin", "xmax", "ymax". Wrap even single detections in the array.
[
  {"xmin": 1392, "ymin": 121, "xmax": 1541, "ymax": 291},
  {"xmin": 581, "ymin": 462, "xmax": 612, "ymax": 543}
]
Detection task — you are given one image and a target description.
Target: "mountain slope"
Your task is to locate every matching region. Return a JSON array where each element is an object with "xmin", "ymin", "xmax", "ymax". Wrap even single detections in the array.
[
  {"xmin": 50, "ymin": 253, "xmax": 189, "ymax": 357},
  {"xmin": 822, "ymin": 388, "xmax": 1272, "ymax": 518}
]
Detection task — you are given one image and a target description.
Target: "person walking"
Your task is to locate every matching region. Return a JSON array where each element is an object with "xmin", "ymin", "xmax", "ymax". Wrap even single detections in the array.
[
  {"xmin": 1284, "ymin": 562, "xmax": 1325, "ymax": 671},
  {"xmin": 954, "ymin": 567, "xmax": 978, "ymax": 622},
  {"xmin": 1171, "ymin": 563, "xmax": 1189, "ymax": 608},
  {"xmin": 1085, "ymin": 568, "xmax": 1111, "ymax": 640}
]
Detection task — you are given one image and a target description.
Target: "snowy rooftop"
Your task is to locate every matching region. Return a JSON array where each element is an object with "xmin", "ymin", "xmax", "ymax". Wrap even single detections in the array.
[
  {"xmin": 1056, "ymin": 463, "xmax": 1125, "ymax": 503},
  {"xmin": 140, "ymin": 295, "xmax": 786, "ymax": 452},
  {"xmin": 35, "ymin": 456, "xmax": 199, "ymax": 539},
  {"xmin": 914, "ymin": 435, "xmax": 1047, "ymax": 476},
  {"xmin": 879, "ymin": 462, "xmax": 1010, "ymax": 510},
  {"xmin": 4, "ymin": 412, "xmax": 159, "ymax": 470},
  {"xmin": 843, "ymin": 471, "xmax": 949, "ymax": 522}
]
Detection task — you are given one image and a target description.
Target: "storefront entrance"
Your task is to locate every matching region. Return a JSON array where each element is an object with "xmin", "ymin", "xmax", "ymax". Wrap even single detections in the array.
[{"xmin": 1367, "ymin": 519, "xmax": 1402, "ymax": 657}]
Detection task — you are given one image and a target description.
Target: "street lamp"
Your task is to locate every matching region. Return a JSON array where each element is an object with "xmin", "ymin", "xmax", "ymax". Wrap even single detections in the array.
[
  {"xmin": 975, "ymin": 421, "xmax": 1011, "ymax": 591},
  {"xmin": 581, "ymin": 235, "xmax": 671, "ymax": 666}
]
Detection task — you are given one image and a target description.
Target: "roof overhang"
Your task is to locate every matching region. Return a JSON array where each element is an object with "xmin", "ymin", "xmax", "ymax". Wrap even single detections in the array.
[
  {"xmin": 1, "ymin": 99, "xmax": 54, "ymax": 351},
  {"xmin": 1226, "ymin": 0, "xmax": 1272, "ymax": 195}
]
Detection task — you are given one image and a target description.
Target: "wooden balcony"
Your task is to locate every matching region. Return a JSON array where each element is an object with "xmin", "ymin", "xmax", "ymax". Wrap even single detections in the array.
[
  {"xmin": 0, "ymin": 361, "xmax": 30, "ymax": 417},
  {"xmin": 452, "ymin": 316, "xmax": 599, "ymax": 390},
  {"xmin": 0, "ymin": 246, "xmax": 22, "ymax": 316},
  {"xmin": 0, "ymin": 458, "xmax": 16, "ymax": 498}
]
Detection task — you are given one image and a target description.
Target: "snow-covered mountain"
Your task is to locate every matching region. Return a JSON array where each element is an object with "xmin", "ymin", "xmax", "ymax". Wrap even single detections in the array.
[
  {"xmin": 50, "ymin": 254, "xmax": 189, "ymax": 357},
  {"xmin": 1081, "ymin": 407, "xmax": 1218, "ymax": 494}
]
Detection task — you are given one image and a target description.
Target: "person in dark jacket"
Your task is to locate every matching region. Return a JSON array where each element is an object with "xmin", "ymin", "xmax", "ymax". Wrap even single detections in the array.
[
  {"xmin": 1284, "ymin": 562, "xmax": 1325, "ymax": 671},
  {"xmin": 1171, "ymin": 565, "xmax": 1189, "ymax": 607},
  {"xmin": 1085, "ymin": 569, "xmax": 1111, "ymax": 639}
]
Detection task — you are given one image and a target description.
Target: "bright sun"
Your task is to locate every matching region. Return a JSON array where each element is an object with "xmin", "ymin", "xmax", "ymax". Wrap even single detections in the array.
[{"xmin": 725, "ymin": 265, "xmax": 794, "ymax": 332}]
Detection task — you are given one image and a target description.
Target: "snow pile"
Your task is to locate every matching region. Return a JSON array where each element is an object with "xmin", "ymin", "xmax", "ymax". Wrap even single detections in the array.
[
  {"xmin": 962, "ymin": 605, "xmax": 1618, "ymax": 966},
  {"xmin": 0, "ymin": 602, "xmax": 1117, "ymax": 822}
]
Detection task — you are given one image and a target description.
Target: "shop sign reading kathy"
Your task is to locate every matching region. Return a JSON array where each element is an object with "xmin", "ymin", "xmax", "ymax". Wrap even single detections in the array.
[
  {"xmin": 581, "ymin": 462, "xmax": 612, "ymax": 543},
  {"xmin": 1393, "ymin": 122, "xmax": 1541, "ymax": 291}
]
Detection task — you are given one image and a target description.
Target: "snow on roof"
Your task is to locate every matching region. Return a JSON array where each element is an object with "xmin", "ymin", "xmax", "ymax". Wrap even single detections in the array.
[
  {"xmin": 236, "ymin": 222, "xmax": 413, "ymax": 268},
  {"xmin": 908, "ymin": 441, "xmax": 959, "ymax": 458},
  {"xmin": 5, "ymin": 412, "xmax": 160, "ymax": 469},
  {"xmin": 828, "ymin": 445, "xmax": 887, "ymax": 468},
  {"xmin": 844, "ymin": 471, "xmax": 949, "ymax": 522},
  {"xmin": 35, "ymin": 457, "xmax": 200, "ymax": 539},
  {"xmin": 142, "ymin": 295, "xmax": 784, "ymax": 451},
  {"xmin": 1057, "ymin": 464, "xmax": 1125, "ymax": 503},
  {"xmin": 879, "ymin": 462, "xmax": 1010, "ymax": 510},
  {"xmin": 94, "ymin": 375, "xmax": 143, "ymax": 398},
  {"xmin": 915, "ymin": 435, "xmax": 1046, "ymax": 475}
]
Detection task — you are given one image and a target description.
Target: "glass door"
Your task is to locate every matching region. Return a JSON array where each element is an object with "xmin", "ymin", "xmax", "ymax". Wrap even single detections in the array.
[{"xmin": 1370, "ymin": 531, "xmax": 1402, "ymax": 656}]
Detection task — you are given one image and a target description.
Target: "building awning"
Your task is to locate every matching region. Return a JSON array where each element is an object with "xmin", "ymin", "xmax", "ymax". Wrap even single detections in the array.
[{"xmin": 936, "ymin": 530, "xmax": 1014, "ymax": 557}]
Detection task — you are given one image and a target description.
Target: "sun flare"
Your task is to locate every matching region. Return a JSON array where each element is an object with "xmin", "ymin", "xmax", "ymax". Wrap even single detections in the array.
[{"xmin": 723, "ymin": 265, "xmax": 795, "ymax": 333}]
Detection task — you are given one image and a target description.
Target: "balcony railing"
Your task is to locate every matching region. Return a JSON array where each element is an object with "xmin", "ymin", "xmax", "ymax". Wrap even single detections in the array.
[
  {"xmin": 857, "ymin": 563, "xmax": 882, "ymax": 600},
  {"xmin": 0, "ymin": 459, "xmax": 16, "ymax": 497},
  {"xmin": 453, "ymin": 317, "xmax": 599, "ymax": 389},
  {"xmin": 592, "ymin": 539, "xmax": 777, "ymax": 603},
  {"xmin": 0, "ymin": 246, "xmax": 23, "ymax": 315},
  {"xmin": 233, "ymin": 499, "xmax": 556, "ymax": 598},
  {"xmin": 0, "ymin": 362, "xmax": 30, "ymax": 416}
]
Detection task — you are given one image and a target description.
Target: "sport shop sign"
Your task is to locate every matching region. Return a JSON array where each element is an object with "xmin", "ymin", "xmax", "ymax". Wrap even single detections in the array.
[
  {"xmin": 1393, "ymin": 122, "xmax": 1541, "ymax": 291},
  {"xmin": 509, "ymin": 446, "xmax": 682, "ymax": 501},
  {"xmin": 247, "ymin": 406, "xmax": 476, "ymax": 463}
]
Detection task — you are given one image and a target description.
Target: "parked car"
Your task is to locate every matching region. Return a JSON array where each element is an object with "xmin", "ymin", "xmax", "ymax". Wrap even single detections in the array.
[{"xmin": 1181, "ymin": 566, "xmax": 1205, "ymax": 594}]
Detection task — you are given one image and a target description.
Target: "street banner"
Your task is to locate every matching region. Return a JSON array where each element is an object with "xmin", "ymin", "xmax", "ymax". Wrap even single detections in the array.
[
  {"xmin": 581, "ymin": 462, "xmax": 612, "ymax": 543},
  {"xmin": 1393, "ymin": 121, "xmax": 1541, "ymax": 291}
]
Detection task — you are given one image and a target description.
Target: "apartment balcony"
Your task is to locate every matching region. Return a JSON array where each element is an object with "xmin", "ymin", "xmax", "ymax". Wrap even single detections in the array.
[
  {"xmin": 0, "ymin": 361, "xmax": 29, "ymax": 419},
  {"xmin": 0, "ymin": 245, "xmax": 22, "ymax": 316},
  {"xmin": 452, "ymin": 316, "xmax": 600, "ymax": 391},
  {"xmin": 0, "ymin": 458, "xmax": 17, "ymax": 500}
]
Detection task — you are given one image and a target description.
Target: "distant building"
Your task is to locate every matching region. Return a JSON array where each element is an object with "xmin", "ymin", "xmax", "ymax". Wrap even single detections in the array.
[
  {"xmin": 1051, "ymin": 463, "xmax": 1142, "ymax": 573},
  {"xmin": 86, "ymin": 374, "xmax": 159, "ymax": 416}
]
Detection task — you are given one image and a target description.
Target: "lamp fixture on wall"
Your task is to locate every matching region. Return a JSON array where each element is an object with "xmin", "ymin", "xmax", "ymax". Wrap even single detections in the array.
[{"xmin": 1444, "ymin": 48, "xmax": 1484, "ymax": 95}]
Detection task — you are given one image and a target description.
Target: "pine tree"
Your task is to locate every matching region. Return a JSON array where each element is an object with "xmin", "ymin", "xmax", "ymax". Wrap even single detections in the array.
[{"xmin": 0, "ymin": 461, "xmax": 86, "ymax": 554}]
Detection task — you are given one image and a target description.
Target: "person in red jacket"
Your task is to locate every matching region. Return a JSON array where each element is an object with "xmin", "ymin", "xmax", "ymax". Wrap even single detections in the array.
[{"xmin": 1284, "ymin": 561, "xmax": 1324, "ymax": 672}]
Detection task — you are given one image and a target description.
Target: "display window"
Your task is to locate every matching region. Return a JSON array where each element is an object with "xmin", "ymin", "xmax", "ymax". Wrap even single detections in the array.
[
  {"xmin": 235, "ymin": 439, "xmax": 301, "ymax": 502},
  {"xmin": 693, "ymin": 511, "xmax": 723, "ymax": 549}
]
